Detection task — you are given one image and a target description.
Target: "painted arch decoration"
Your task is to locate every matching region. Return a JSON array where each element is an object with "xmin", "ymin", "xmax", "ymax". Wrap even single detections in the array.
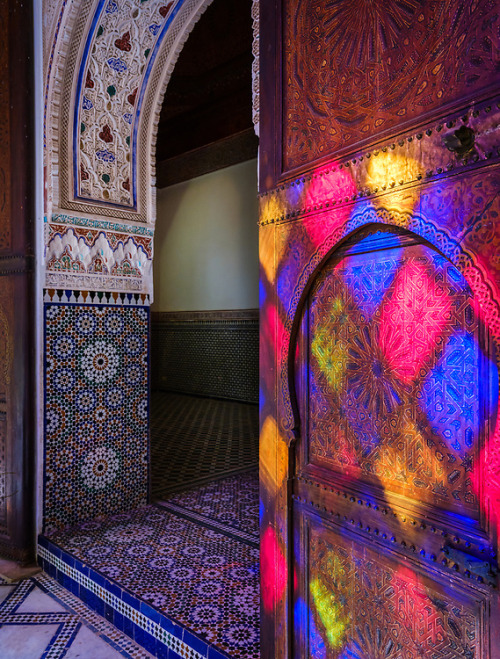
[
  {"xmin": 53, "ymin": 0, "xmax": 214, "ymax": 223},
  {"xmin": 74, "ymin": 0, "xmax": 183, "ymax": 210},
  {"xmin": 44, "ymin": 0, "xmax": 216, "ymax": 294}
]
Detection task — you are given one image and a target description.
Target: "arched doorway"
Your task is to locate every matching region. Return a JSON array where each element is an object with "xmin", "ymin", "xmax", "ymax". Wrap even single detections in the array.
[
  {"xmin": 150, "ymin": 0, "xmax": 259, "ymax": 496},
  {"xmin": 290, "ymin": 224, "xmax": 498, "ymax": 656},
  {"xmin": 38, "ymin": 0, "xmax": 262, "ymax": 657}
]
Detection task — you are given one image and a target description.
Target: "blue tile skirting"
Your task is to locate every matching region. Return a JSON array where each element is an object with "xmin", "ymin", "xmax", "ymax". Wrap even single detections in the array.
[{"xmin": 38, "ymin": 535, "xmax": 231, "ymax": 659}]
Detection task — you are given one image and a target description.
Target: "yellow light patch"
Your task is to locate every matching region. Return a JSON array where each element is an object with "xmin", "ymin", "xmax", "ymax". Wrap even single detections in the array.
[
  {"xmin": 260, "ymin": 415, "xmax": 289, "ymax": 492},
  {"xmin": 310, "ymin": 577, "xmax": 349, "ymax": 649},
  {"xmin": 365, "ymin": 152, "xmax": 423, "ymax": 216},
  {"xmin": 311, "ymin": 298, "xmax": 348, "ymax": 391}
]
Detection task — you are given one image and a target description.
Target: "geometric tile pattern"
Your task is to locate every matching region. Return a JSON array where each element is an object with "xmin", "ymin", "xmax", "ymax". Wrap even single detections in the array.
[
  {"xmin": 159, "ymin": 471, "xmax": 259, "ymax": 546},
  {"xmin": 0, "ymin": 574, "xmax": 153, "ymax": 658},
  {"xmin": 151, "ymin": 315, "xmax": 259, "ymax": 404},
  {"xmin": 43, "ymin": 499, "xmax": 260, "ymax": 658},
  {"xmin": 0, "ymin": 580, "xmax": 81, "ymax": 658},
  {"xmin": 44, "ymin": 303, "xmax": 149, "ymax": 533},
  {"xmin": 38, "ymin": 542, "xmax": 207, "ymax": 659},
  {"xmin": 35, "ymin": 573, "xmax": 155, "ymax": 658},
  {"xmin": 44, "ymin": 289, "xmax": 151, "ymax": 306},
  {"xmin": 151, "ymin": 393, "xmax": 258, "ymax": 497}
]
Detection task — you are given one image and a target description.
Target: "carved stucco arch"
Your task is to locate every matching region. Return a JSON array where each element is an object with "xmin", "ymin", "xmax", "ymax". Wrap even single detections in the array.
[{"xmin": 45, "ymin": 0, "xmax": 217, "ymax": 226}]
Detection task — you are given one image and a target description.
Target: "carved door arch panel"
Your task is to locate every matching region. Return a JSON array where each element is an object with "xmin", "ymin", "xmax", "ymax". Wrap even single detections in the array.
[{"xmin": 290, "ymin": 225, "xmax": 499, "ymax": 657}]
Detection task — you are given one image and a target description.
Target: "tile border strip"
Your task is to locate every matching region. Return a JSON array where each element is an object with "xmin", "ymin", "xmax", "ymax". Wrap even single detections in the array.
[
  {"xmin": 48, "ymin": 214, "xmax": 155, "ymax": 237},
  {"xmin": 35, "ymin": 572, "xmax": 154, "ymax": 658},
  {"xmin": 43, "ymin": 289, "xmax": 151, "ymax": 306},
  {"xmin": 37, "ymin": 539, "xmax": 230, "ymax": 659},
  {"xmin": 151, "ymin": 309, "xmax": 259, "ymax": 323}
]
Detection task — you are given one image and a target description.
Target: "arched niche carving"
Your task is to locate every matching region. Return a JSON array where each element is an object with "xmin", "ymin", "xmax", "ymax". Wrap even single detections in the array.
[
  {"xmin": 288, "ymin": 222, "xmax": 498, "ymax": 526},
  {"xmin": 45, "ymin": 0, "xmax": 216, "ymax": 225},
  {"xmin": 275, "ymin": 204, "xmax": 500, "ymax": 516}
]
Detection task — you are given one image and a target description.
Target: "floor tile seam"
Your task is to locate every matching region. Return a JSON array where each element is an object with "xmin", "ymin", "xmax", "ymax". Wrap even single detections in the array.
[
  {"xmin": 34, "ymin": 574, "xmax": 154, "ymax": 659},
  {"xmin": 0, "ymin": 579, "xmax": 36, "ymax": 614},
  {"xmin": 0, "ymin": 610, "xmax": 78, "ymax": 624},
  {"xmin": 38, "ymin": 544, "xmax": 207, "ymax": 659},
  {"xmin": 155, "ymin": 502, "xmax": 260, "ymax": 547}
]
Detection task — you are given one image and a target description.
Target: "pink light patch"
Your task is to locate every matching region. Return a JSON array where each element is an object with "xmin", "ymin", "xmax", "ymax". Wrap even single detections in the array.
[
  {"xmin": 378, "ymin": 254, "xmax": 452, "ymax": 384},
  {"xmin": 261, "ymin": 526, "xmax": 288, "ymax": 613},
  {"xmin": 303, "ymin": 164, "xmax": 357, "ymax": 248},
  {"xmin": 472, "ymin": 422, "xmax": 500, "ymax": 538}
]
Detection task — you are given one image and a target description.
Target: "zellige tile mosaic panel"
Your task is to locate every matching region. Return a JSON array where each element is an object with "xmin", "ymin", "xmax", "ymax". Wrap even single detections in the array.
[{"xmin": 44, "ymin": 303, "xmax": 149, "ymax": 533}]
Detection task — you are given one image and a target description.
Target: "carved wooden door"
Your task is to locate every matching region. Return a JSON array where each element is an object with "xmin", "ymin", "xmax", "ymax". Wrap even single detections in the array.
[{"xmin": 292, "ymin": 227, "xmax": 499, "ymax": 657}]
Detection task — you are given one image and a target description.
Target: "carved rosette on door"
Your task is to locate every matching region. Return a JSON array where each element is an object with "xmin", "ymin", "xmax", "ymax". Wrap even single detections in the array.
[{"xmin": 291, "ymin": 226, "xmax": 498, "ymax": 658}]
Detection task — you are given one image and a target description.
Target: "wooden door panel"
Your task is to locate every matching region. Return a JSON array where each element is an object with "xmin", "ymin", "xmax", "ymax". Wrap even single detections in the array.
[
  {"xmin": 293, "ymin": 508, "xmax": 488, "ymax": 659},
  {"xmin": 291, "ymin": 228, "xmax": 498, "ymax": 657},
  {"xmin": 299, "ymin": 233, "xmax": 496, "ymax": 532}
]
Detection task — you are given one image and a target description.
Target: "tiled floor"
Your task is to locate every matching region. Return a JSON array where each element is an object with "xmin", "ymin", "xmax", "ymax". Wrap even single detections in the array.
[
  {"xmin": 0, "ymin": 572, "xmax": 153, "ymax": 658},
  {"xmin": 34, "ymin": 394, "xmax": 260, "ymax": 658},
  {"xmin": 158, "ymin": 470, "xmax": 259, "ymax": 546},
  {"xmin": 42, "ymin": 471, "xmax": 260, "ymax": 659},
  {"xmin": 150, "ymin": 392, "xmax": 259, "ymax": 497}
]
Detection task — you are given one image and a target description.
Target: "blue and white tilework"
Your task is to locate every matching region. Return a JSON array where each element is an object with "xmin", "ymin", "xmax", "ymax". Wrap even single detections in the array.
[
  {"xmin": 44, "ymin": 302, "xmax": 149, "ymax": 533},
  {"xmin": 41, "ymin": 494, "xmax": 260, "ymax": 658},
  {"xmin": 0, "ymin": 572, "xmax": 153, "ymax": 658}
]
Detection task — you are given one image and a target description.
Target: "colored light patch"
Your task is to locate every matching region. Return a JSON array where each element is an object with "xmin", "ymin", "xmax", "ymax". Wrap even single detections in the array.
[
  {"xmin": 392, "ymin": 566, "xmax": 444, "ymax": 645},
  {"xmin": 420, "ymin": 328, "xmax": 480, "ymax": 455},
  {"xmin": 259, "ymin": 302, "xmax": 284, "ymax": 413},
  {"xmin": 310, "ymin": 577, "xmax": 349, "ymax": 650},
  {"xmin": 308, "ymin": 369, "xmax": 359, "ymax": 473},
  {"xmin": 261, "ymin": 194, "xmax": 286, "ymax": 226},
  {"xmin": 342, "ymin": 248, "xmax": 402, "ymax": 318},
  {"xmin": 303, "ymin": 165, "xmax": 357, "ymax": 249},
  {"xmin": 378, "ymin": 254, "xmax": 452, "ymax": 384},
  {"xmin": 365, "ymin": 152, "xmax": 422, "ymax": 215},
  {"xmin": 276, "ymin": 248, "xmax": 307, "ymax": 312},
  {"xmin": 341, "ymin": 320, "xmax": 406, "ymax": 452},
  {"xmin": 309, "ymin": 604, "xmax": 327, "ymax": 658},
  {"xmin": 475, "ymin": 428, "xmax": 500, "ymax": 539},
  {"xmin": 259, "ymin": 278, "xmax": 267, "ymax": 307},
  {"xmin": 260, "ymin": 415, "xmax": 288, "ymax": 492},
  {"xmin": 470, "ymin": 349, "xmax": 498, "ymax": 516},
  {"xmin": 286, "ymin": 179, "xmax": 306, "ymax": 207},
  {"xmin": 260, "ymin": 302, "xmax": 286, "ymax": 357},
  {"xmin": 259, "ymin": 499, "xmax": 265, "ymax": 524},
  {"xmin": 261, "ymin": 526, "xmax": 287, "ymax": 613},
  {"xmin": 260, "ymin": 221, "xmax": 291, "ymax": 285},
  {"xmin": 294, "ymin": 598, "xmax": 327, "ymax": 659},
  {"xmin": 373, "ymin": 417, "xmax": 438, "ymax": 505},
  {"xmin": 311, "ymin": 298, "xmax": 348, "ymax": 391}
]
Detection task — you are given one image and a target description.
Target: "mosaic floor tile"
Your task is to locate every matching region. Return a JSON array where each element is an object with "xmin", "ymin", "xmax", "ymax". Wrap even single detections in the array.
[
  {"xmin": 150, "ymin": 392, "xmax": 258, "ymax": 497},
  {"xmin": 0, "ymin": 574, "xmax": 153, "ymax": 658},
  {"xmin": 48, "ymin": 501, "xmax": 260, "ymax": 659},
  {"xmin": 158, "ymin": 471, "xmax": 259, "ymax": 545}
]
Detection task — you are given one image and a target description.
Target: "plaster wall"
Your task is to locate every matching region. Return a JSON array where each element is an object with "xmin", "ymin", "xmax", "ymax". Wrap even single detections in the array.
[{"xmin": 153, "ymin": 159, "xmax": 259, "ymax": 311}]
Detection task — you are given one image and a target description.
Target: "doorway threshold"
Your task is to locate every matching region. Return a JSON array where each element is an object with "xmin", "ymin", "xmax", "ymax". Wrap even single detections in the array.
[{"xmin": 37, "ymin": 471, "xmax": 260, "ymax": 659}]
